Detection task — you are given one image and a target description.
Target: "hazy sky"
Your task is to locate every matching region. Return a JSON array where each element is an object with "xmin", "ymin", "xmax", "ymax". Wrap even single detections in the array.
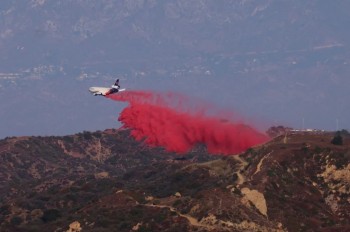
[{"xmin": 0, "ymin": 0, "xmax": 350, "ymax": 138}]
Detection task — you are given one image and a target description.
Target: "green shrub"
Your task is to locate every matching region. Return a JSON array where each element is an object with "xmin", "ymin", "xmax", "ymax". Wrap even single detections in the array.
[
  {"xmin": 41, "ymin": 209, "xmax": 61, "ymax": 222},
  {"xmin": 331, "ymin": 132, "xmax": 343, "ymax": 145},
  {"xmin": 173, "ymin": 199, "xmax": 181, "ymax": 207},
  {"xmin": 314, "ymin": 146, "xmax": 323, "ymax": 154},
  {"xmin": 267, "ymin": 169, "xmax": 276, "ymax": 177},
  {"xmin": 63, "ymin": 136, "xmax": 74, "ymax": 143},
  {"xmin": 153, "ymin": 200, "xmax": 160, "ymax": 205},
  {"xmin": 10, "ymin": 216, "xmax": 22, "ymax": 226},
  {"xmin": 138, "ymin": 225, "xmax": 153, "ymax": 232},
  {"xmin": 130, "ymin": 206, "xmax": 144, "ymax": 219},
  {"xmin": 82, "ymin": 131, "xmax": 93, "ymax": 140}
]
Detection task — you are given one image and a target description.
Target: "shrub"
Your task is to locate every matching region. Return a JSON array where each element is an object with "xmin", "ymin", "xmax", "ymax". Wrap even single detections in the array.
[
  {"xmin": 10, "ymin": 216, "xmax": 22, "ymax": 226},
  {"xmin": 63, "ymin": 136, "xmax": 74, "ymax": 143},
  {"xmin": 314, "ymin": 146, "xmax": 323, "ymax": 154},
  {"xmin": 331, "ymin": 132, "xmax": 343, "ymax": 145},
  {"xmin": 138, "ymin": 225, "xmax": 153, "ymax": 232},
  {"xmin": 41, "ymin": 209, "xmax": 61, "ymax": 222},
  {"xmin": 173, "ymin": 199, "xmax": 181, "ymax": 207},
  {"xmin": 82, "ymin": 131, "xmax": 93, "ymax": 140},
  {"xmin": 130, "ymin": 206, "xmax": 144, "ymax": 219},
  {"xmin": 153, "ymin": 200, "xmax": 161, "ymax": 205},
  {"xmin": 267, "ymin": 169, "xmax": 276, "ymax": 177}
]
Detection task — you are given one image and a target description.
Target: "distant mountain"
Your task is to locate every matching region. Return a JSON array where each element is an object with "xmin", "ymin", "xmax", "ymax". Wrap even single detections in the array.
[
  {"xmin": 1, "ymin": 0, "xmax": 350, "ymax": 138},
  {"xmin": 2, "ymin": 0, "xmax": 350, "ymax": 70},
  {"xmin": 1, "ymin": 129, "xmax": 349, "ymax": 231}
]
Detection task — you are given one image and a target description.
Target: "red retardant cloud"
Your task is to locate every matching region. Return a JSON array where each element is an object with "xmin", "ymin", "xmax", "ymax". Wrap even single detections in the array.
[{"xmin": 107, "ymin": 91, "xmax": 268, "ymax": 155}]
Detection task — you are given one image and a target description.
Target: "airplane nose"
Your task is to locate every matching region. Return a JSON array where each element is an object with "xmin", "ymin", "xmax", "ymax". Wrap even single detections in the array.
[{"xmin": 89, "ymin": 87, "xmax": 95, "ymax": 92}]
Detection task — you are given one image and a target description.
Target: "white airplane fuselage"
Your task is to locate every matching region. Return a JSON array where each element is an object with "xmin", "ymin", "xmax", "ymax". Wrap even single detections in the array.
[{"xmin": 89, "ymin": 87, "xmax": 125, "ymax": 96}]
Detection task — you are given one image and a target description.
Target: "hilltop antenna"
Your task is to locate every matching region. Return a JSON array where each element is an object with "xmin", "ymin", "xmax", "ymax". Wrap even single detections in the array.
[
  {"xmin": 302, "ymin": 118, "xmax": 305, "ymax": 131},
  {"xmin": 283, "ymin": 132, "xmax": 288, "ymax": 144},
  {"xmin": 336, "ymin": 118, "xmax": 339, "ymax": 131}
]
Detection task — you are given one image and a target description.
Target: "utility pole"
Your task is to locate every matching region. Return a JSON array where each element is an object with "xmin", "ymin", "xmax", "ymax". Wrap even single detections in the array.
[
  {"xmin": 283, "ymin": 132, "xmax": 288, "ymax": 144},
  {"xmin": 336, "ymin": 118, "xmax": 339, "ymax": 131},
  {"xmin": 302, "ymin": 118, "xmax": 305, "ymax": 131}
]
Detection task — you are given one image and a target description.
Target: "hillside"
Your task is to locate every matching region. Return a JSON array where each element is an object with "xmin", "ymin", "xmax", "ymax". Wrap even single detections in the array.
[{"xmin": 0, "ymin": 129, "xmax": 350, "ymax": 231}]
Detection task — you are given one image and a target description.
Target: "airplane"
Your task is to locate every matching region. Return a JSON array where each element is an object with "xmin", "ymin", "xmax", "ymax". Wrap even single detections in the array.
[{"xmin": 89, "ymin": 79, "xmax": 126, "ymax": 96}]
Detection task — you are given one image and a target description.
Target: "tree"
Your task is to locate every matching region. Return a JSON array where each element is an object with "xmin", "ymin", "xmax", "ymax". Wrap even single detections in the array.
[
  {"xmin": 331, "ymin": 132, "xmax": 343, "ymax": 145},
  {"xmin": 41, "ymin": 209, "xmax": 61, "ymax": 222},
  {"xmin": 340, "ymin": 129, "xmax": 350, "ymax": 136}
]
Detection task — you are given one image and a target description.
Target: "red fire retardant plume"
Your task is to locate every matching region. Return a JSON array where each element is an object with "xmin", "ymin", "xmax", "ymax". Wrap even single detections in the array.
[{"xmin": 107, "ymin": 91, "xmax": 268, "ymax": 155}]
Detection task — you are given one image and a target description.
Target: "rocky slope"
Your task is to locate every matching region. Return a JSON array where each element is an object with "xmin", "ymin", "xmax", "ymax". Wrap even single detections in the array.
[{"xmin": 0, "ymin": 129, "xmax": 349, "ymax": 231}]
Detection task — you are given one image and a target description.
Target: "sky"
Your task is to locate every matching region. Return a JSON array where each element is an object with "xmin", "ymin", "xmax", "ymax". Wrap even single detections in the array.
[{"xmin": 0, "ymin": 0, "xmax": 350, "ymax": 138}]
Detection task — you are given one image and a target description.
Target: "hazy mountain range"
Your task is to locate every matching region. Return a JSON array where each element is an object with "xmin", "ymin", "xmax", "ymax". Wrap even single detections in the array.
[{"xmin": 1, "ymin": 0, "xmax": 350, "ymax": 138}]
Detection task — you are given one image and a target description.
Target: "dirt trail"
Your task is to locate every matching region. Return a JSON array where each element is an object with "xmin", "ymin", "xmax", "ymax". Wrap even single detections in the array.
[
  {"xmin": 96, "ymin": 139, "xmax": 102, "ymax": 162},
  {"xmin": 252, "ymin": 151, "xmax": 273, "ymax": 178},
  {"xmin": 143, "ymin": 203, "xmax": 214, "ymax": 230},
  {"xmin": 232, "ymin": 155, "xmax": 248, "ymax": 185}
]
